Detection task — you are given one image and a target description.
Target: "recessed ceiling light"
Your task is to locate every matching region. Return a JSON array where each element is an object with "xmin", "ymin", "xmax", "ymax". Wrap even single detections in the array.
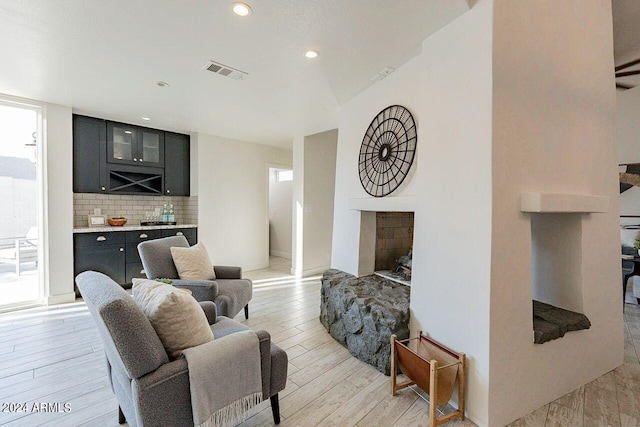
[
  {"xmin": 155, "ymin": 81, "xmax": 169, "ymax": 88},
  {"xmin": 305, "ymin": 50, "xmax": 319, "ymax": 59},
  {"xmin": 141, "ymin": 117, "xmax": 151, "ymax": 121},
  {"xmin": 232, "ymin": 2, "xmax": 252, "ymax": 16}
]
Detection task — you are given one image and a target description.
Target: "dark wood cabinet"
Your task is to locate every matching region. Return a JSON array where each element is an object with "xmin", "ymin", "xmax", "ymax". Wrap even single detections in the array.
[
  {"xmin": 74, "ymin": 232, "xmax": 125, "ymax": 285},
  {"xmin": 73, "ymin": 116, "xmax": 107, "ymax": 193},
  {"xmin": 73, "ymin": 228, "xmax": 197, "ymax": 291},
  {"xmin": 124, "ymin": 230, "xmax": 162, "ymax": 282},
  {"xmin": 164, "ymin": 132, "xmax": 190, "ymax": 196},
  {"xmin": 73, "ymin": 114, "xmax": 189, "ymax": 196},
  {"xmin": 107, "ymin": 122, "xmax": 164, "ymax": 168}
]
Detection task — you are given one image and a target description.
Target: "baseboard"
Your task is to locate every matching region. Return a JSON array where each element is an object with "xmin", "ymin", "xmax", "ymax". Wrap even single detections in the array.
[
  {"xmin": 291, "ymin": 265, "xmax": 329, "ymax": 277},
  {"xmin": 47, "ymin": 292, "xmax": 76, "ymax": 305},
  {"xmin": 269, "ymin": 250, "xmax": 292, "ymax": 259},
  {"xmin": 302, "ymin": 266, "xmax": 329, "ymax": 276}
]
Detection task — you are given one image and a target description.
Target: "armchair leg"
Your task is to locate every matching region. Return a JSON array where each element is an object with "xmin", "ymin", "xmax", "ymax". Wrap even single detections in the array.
[
  {"xmin": 270, "ymin": 394, "xmax": 281, "ymax": 424},
  {"xmin": 118, "ymin": 405, "xmax": 126, "ymax": 424},
  {"xmin": 244, "ymin": 304, "xmax": 249, "ymax": 320}
]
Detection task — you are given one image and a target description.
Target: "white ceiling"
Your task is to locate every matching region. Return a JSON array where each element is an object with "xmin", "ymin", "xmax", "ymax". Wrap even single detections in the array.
[{"xmin": 0, "ymin": 0, "xmax": 470, "ymax": 148}]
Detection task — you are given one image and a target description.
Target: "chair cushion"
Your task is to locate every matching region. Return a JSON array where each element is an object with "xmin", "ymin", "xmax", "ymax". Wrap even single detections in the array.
[
  {"xmin": 138, "ymin": 235, "xmax": 190, "ymax": 279},
  {"xmin": 170, "ymin": 242, "xmax": 216, "ymax": 280},
  {"xmin": 133, "ymin": 279, "xmax": 214, "ymax": 359}
]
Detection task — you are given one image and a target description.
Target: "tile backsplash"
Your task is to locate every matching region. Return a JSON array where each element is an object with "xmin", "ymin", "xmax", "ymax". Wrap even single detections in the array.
[{"xmin": 73, "ymin": 194, "xmax": 198, "ymax": 228}]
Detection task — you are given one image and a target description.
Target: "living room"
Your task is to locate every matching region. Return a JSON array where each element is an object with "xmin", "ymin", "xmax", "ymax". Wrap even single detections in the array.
[{"xmin": 1, "ymin": 1, "xmax": 640, "ymax": 427}]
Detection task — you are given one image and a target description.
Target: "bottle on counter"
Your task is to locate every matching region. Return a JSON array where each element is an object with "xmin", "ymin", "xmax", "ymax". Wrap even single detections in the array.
[
  {"xmin": 168, "ymin": 204, "xmax": 175, "ymax": 223},
  {"xmin": 162, "ymin": 204, "xmax": 168, "ymax": 223}
]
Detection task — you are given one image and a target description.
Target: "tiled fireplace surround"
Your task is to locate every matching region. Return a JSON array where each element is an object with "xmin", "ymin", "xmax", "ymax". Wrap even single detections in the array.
[
  {"xmin": 375, "ymin": 212, "xmax": 414, "ymax": 271},
  {"xmin": 73, "ymin": 194, "xmax": 198, "ymax": 228}
]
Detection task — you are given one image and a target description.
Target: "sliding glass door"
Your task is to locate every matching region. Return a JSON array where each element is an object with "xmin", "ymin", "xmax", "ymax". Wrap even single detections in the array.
[{"xmin": 0, "ymin": 100, "xmax": 42, "ymax": 309}]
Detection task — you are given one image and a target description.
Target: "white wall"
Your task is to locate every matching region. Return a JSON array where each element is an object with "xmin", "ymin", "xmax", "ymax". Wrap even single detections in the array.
[
  {"xmin": 302, "ymin": 129, "xmax": 337, "ymax": 274},
  {"xmin": 489, "ymin": 2, "xmax": 621, "ymax": 426},
  {"xmin": 330, "ymin": 1, "xmax": 620, "ymax": 425},
  {"xmin": 331, "ymin": 53, "xmax": 423, "ymax": 276},
  {"xmin": 44, "ymin": 103, "xmax": 75, "ymax": 304},
  {"xmin": 416, "ymin": 3, "xmax": 494, "ymax": 424},
  {"xmin": 269, "ymin": 168, "xmax": 292, "ymax": 259},
  {"xmin": 195, "ymin": 133, "xmax": 292, "ymax": 271}
]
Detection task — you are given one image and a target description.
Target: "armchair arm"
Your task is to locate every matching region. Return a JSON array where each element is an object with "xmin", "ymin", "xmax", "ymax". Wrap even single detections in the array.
[
  {"xmin": 199, "ymin": 301, "xmax": 217, "ymax": 325},
  {"xmin": 255, "ymin": 330, "xmax": 271, "ymax": 398},
  {"xmin": 172, "ymin": 279, "xmax": 218, "ymax": 302},
  {"xmin": 134, "ymin": 358, "xmax": 193, "ymax": 427},
  {"xmin": 214, "ymin": 265, "xmax": 242, "ymax": 279}
]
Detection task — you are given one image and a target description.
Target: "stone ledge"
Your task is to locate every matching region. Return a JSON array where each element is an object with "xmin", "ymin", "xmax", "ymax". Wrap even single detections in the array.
[
  {"xmin": 320, "ymin": 269, "xmax": 410, "ymax": 375},
  {"xmin": 533, "ymin": 300, "xmax": 591, "ymax": 344}
]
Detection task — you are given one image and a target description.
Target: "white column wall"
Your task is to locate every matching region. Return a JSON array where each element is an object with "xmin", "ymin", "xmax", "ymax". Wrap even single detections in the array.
[
  {"xmin": 302, "ymin": 129, "xmax": 338, "ymax": 275},
  {"xmin": 489, "ymin": 2, "xmax": 621, "ymax": 425},
  {"xmin": 414, "ymin": 2, "xmax": 494, "ymax": 424},
  {"xmin": 44, "ymin": 103, "xmax": 75, "ymax": 304}
]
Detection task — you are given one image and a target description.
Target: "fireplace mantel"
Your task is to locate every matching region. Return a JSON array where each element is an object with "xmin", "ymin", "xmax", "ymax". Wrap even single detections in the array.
[
  {"xmin": 349, "ymin": 195, "xmax": 415, "ymax": 212},
  {"xmin": 520, "ymin": 192, "xmax": 609, "ymax": 213}
]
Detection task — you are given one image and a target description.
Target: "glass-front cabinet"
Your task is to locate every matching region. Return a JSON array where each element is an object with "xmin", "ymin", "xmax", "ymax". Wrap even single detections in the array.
[{"xmin": 107, "ymin": 122, "xmax": 164, "ymax": 167}]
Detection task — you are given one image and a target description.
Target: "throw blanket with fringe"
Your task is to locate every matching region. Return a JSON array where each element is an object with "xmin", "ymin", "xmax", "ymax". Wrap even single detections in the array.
[{"xmin": 183, "ymin": 330, "xmax": 262, "ymax": 427}]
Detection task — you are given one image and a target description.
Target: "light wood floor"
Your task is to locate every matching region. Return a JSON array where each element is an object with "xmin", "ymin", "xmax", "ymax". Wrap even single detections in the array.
[{"xmin": 0, "ymin": 258, "xmax": 639, "ymax": 426}]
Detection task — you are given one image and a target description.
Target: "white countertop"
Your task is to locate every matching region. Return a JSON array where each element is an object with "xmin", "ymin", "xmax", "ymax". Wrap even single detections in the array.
[{"xmin": 73, "ymin": 224, "xmax": 198, "ymax": 233}]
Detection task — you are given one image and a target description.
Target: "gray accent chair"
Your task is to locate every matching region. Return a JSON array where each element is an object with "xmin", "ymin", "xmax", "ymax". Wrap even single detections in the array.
[
  {"xmin": 76, "ymin": 271, "xmax": 287, "ymax": 427},
  {"xmin": 138, "ymin": 236, "xmax": 253, "ymax": 319}
]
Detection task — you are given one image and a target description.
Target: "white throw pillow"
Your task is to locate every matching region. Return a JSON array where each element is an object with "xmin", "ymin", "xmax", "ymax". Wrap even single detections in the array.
[
  {"xmin": 170, "ymin": 242, "xmax": 216, "ymax": 280},
  {"xmin": 132, "ymin": 278, "xmax": 214, "ymax": 359}
]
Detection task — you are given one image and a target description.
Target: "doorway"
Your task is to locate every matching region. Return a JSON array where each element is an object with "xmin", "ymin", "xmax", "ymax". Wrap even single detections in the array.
[
  {"xmin": 268, "ymin": 166, "xmax": 293, "ymax": 273},
  {"xmin": 0, "ymin": 100, "xmax": 43, "ymax": 309}
]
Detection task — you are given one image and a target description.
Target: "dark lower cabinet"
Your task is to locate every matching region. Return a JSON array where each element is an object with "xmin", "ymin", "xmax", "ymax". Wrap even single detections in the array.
[
  {"xmin": 74, "ymin": 227, "xmax": 197, "ymax": 293},
  {"xmin": 126, "ymin": 262, "xmax": 147, "ymax": 284},
  {"xmin": 74, "ymin": 233, "xmax": 125, "ymax": 287},
  {"xmin": 124, "ymin": 229, "xmax": 162, "ymax": 283}
]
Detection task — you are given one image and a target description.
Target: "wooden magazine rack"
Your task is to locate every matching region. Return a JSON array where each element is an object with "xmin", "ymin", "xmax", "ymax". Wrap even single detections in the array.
[{"xmin": 391, "ymin": 331, "xmax": 466, "ymax": 426}]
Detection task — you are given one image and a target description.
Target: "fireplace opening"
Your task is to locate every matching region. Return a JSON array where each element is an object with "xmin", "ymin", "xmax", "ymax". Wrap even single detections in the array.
[
  {"xmin": 374, "ymin": 212, "xmax": 414, "ymax": 285},
  {"xmin": 530, "ymin": 213, "xmax": 590, "ymax": 343}
]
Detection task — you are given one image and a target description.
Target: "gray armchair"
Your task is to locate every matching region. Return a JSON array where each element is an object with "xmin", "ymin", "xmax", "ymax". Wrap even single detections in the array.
[
  {"xmin": 138, "ymin": 236, "xmax": 252, "ymax": 319},
  {"xmin": 76, "ymin": 271, "xmax": 287, "ymax": 427}
]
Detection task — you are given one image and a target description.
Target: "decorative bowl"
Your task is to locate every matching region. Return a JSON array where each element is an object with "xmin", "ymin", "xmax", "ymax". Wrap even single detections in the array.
[{"xmin": 107, "ymin": 217, "xmax": 128, "ymax": 226}]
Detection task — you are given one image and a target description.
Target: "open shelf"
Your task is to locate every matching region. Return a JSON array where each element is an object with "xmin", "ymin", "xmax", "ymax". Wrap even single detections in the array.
[{"xmin": 108, "ymin": 170, "xmax": 162, "ymax": 195}]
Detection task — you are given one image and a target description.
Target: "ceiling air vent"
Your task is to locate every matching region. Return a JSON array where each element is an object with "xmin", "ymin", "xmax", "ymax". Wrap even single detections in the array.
[{"xmin": 204, "ymin": 60, "xmax": 248, "ymax": 81}]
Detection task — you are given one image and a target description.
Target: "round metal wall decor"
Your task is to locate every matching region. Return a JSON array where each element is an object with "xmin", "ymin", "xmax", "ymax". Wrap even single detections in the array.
[{"xmin": 358, "ymin": 105, "xmax": 417, "ymax": 197}]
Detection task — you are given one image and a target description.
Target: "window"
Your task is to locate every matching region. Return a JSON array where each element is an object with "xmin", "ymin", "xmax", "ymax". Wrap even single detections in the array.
[{"xmin": 276, "ymin": 170, "xmax": 293, "ymax": 182}]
